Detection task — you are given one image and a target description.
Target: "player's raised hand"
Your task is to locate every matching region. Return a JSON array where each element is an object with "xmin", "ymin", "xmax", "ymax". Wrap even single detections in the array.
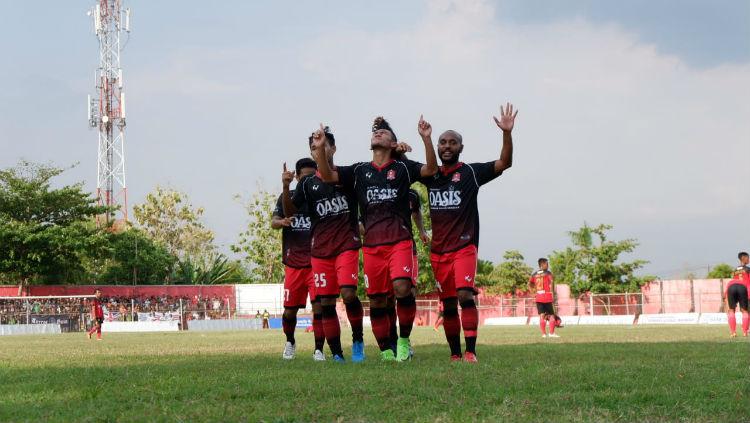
[
  {"xmin": 418, "ymin": 115, "xmax": 432, "ymax": 139},
  {"xmin": 493, "ymin": 102, "xmax": 518, "ymax": 132},
  {"xmin": 310, "ymin": 123, "xmax": 327, "ymax": 151},
  {"xmin": 281, "ymin": 162, "xmax": 295, "ymax": 188},
  {"xmin": 395, "ymin": 142, "xmax": 413, "ymax": 154}
]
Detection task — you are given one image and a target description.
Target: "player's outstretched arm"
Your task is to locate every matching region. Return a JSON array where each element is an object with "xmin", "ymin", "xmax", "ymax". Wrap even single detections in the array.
[
  {"xmin": 492, "ymin": 102, "xmax": 518, "ymax": 174},
  {"xmin": 412, "ymin": 209, "xmax": 430, "ymax": 245},
  {"xmin": 311, "ymin": 123, "xmax": 340, "ymax": 183},
  {"xmin": 281, "ymin": 162, "xmax": 297, "ymax": 218},
  {"xmin": 417, "ymin": 115, "xmax": 438, "ymax": 177}
]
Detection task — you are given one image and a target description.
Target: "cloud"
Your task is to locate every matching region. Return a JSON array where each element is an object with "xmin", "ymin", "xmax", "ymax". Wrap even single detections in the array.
[{"xmin": 3, "ymin": 0, "xmax": 747, "ymax": 276}]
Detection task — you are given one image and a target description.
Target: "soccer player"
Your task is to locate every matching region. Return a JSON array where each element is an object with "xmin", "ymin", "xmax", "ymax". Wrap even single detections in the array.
[
  {"xmin": 274, "ymin": 158, "xmax": 327, "ymax": 360},
  {"xmin": 311, "ymin": 116, "xmax": 438, "ymax": 361},
  {"xmin": 86, "ymin": 289, "xmax": 104, "ymax": 340},
  {"xmin": 725, "ymin": 252, "xmax": 750, "ymax": 337},
  {"xmin": 530, "ymin": 258, "xmax": 559, "ymax": 338},
  {"xmin": 420, "ymin": 103, "xmax": 517, "ymax": 362},
  {"xmin": 282, "ymin": 128, "xmax": 365, "ymax": 363}
]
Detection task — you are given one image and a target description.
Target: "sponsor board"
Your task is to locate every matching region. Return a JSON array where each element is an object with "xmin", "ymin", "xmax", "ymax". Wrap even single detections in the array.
[
  {"xmin": 484, "ymin": 317, "xmax": 529, "ymax": 326},
  {"xmin": 637, "ymin": 313, "xmax": 700, "ymax": 325},
  {"xmin": 102, "ymin": 321, "xmax": 179, "ymax": 332},
  {"xmin": 697, "ymin": 312, "xmax": 743, "ymax": 325},
  {"xmin": 578, "ymin": 315, "xmax": 636, "ymax": 325}
]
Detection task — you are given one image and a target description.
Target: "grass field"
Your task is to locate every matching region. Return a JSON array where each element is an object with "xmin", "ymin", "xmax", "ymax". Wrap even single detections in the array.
[{"xmin": 0, "ymin": 325, "xmax": 748, "ymax": 422}]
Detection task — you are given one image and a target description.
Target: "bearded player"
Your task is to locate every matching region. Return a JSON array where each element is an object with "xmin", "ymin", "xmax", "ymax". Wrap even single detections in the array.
[
  {"xmin": 725, "ymin": 252, "xmax": 750, "ymax": 338},
  {"xmin": 312, "ymin": 116, "xmax": 438, "ymax": 361},
  {"xmin": 420, "ymin": 103, "xmax": 517, "ymax": 362},
  {"xmin": 282, "ymin": 128, "xmax": 365, "ymax": 363},
  {"xmin": 274, "ymin": 158, "xmax": 328, "ymax": 360}
]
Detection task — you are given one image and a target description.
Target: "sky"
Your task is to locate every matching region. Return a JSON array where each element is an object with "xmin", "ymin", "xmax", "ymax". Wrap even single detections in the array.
[{"xmin": 0, "ymin": 0, "xmax": 748, "ymax": 278}]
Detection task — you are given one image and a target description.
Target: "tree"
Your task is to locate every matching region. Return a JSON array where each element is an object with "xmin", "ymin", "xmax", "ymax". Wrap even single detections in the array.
[
  {"xmin": 549, "ymin": 223, "xmax": 651, "ymax": 295},
  {"xmin": 94, "ymin": 228, "xmax": 176, "ymax": 285},
  {"xmin": 0, "ymin": 161, "xmax": 110, "ymax": 285},
  {"xmin": 171, "ymin": 254, "xmax": 248, "ymax": 285},
  {"xmin": 132, "ymin": 186, "xmax": 216, "ymax": 265},
  {"xmin": 478, "ymin": 250, "xmax": 534, "ymax": 295},
  {"xmin": 231, "ymin": 184, "xmax": 284, "ymax": 284},
  {"xmin": 707, "ymin": 263, "xmax": 734, "ymax": 279},
  {"xmin": 410, "ymin": 183, "xmax": 437, "ymax": 294}
]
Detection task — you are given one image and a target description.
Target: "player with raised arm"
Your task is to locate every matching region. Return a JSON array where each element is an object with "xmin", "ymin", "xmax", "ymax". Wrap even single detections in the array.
[
  {"xmin": 311, "ymin": 116, "xmax": 438, "ymax": 361},
  {"xmin": 725, "ymin": 252, "xmax": 750, "ymax": 338},
  {"xmin": 281, "ymin": 129, "xmax": 365, "ymax": 363},
  {"xmin": 86, "ymin": 289, "xmax": 104, "ymax": 341},
  {"xmin": 420, "ymin": 103, "xmax": 517, "ymax": 362},
  {"xmin": 531, "ymin": 258, "xmax": 559, "ymax": 338},
  {"xmin": 273, "ymin": 158, "xmax": 328, "ymax": 360}
]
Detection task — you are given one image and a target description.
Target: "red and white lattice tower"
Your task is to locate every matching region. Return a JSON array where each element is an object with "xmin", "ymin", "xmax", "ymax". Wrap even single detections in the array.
[{"xmin": 87, "ymin": 0, "xmax": 130, "ymax": 223}]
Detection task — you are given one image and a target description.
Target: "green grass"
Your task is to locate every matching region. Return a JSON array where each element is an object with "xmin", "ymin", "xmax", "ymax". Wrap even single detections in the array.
[{"xmin": 0, "ymin": 326, "xmax": 747, "ymax": 422}]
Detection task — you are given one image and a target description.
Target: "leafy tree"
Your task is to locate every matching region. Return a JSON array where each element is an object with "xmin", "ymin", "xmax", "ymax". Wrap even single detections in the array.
[
  {"xmin": 0, "ymin": 161, "xmax": 110, "ymax": 285},
  {"xmin": 707, "ymin": 263, "xmax": 734, "ymax": 279},
  {"xmin": 410, "ymin": 183, "xmax": 437, "ymax": 294},
  {"xmin": 231, "ymin": 184, "xmax": 284, "ymax": 284},
  {"xmin": 481, "ymin": 250, "xmax": 534, "ymax": 295},
  {"xmin": 171, "ymin": 254, "xmax": 245, "ymax": 285},
  {"xmin": 549, "ymin": 223, "xmax": 650, "ymax": 295},
  {"xmin": 95, "ymin": 228, "xmax": 176, "ymax": 284},
  {"xmin": 132, "ymin": 186, "xmax": 216, "ymax": 265}
]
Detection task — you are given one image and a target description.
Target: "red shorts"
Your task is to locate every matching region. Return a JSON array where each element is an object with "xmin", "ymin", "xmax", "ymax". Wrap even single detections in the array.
[
  {"xmin": 430, "ymin": 244, "xmax": 478, "ymax": 300},
  {"xmin": 363, "ymin": 239, "xmax": 415, "ymax": 296},
  {"xmin": 310, "ymin": 249, "xmax": 360, "ymax": 298},
  {"xmin": 283, "ymin": 266, "xmax": 315, "ymax": 308}
]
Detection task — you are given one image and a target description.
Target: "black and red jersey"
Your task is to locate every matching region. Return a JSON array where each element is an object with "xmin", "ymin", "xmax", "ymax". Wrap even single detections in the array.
[
  {"xmin": 408, "ymin": 189, "xmax": 421, "ymax": 255},
  {"xmin": 530, "ymin": 270, "xmax": 554, "ymax": 303},
  {"xmin": 92, "ymin": 299, "xmax": 104, "ymax": 318},
  {"xmin": 292, "ymin": 172, "xmax": 361, "ymax": 259},
  {"xmin": 338, "ymin": 159, "xmax": 423, "ymax": 247},
  {"xmin": 419, "ymin": 161, "xmax": 499, "ymax": 254},
  {"xmin": 273, "ymin": 194, "xmax": 312, "ymax": 268}
]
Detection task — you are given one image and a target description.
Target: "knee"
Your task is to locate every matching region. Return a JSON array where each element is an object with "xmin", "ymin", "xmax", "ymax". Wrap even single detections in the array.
[
  {"xmin": 393, "ymin": 279, "xmax": 412, "ymax": 298},
  {"xmin": 457, "ymin": 290, "xmax": 475, "ymax": 308},
  {"xmin": 341, "ymin": 289, "xmax": 358, "ymax": 304}
]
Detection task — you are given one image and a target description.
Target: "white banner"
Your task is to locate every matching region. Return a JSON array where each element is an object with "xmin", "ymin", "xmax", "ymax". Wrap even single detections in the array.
[
  {"xmin": 638, "ymin": 313, "xmax": 700, "ymax": 325},
  {"xmin": 102, "ymin": 321, "xmax": 179, "ymax": 332},
  {"xmin": 137, "ymin": 311, "xmax": 180, "ymax": 322},
  {"xmin": 484, "ymin": 317, "xmax": 529, "ymax": 326},
  {"xmin": 697, "ymin": 312, "xmax": 743, "ymax": 325},
  {"xmin": 578, "ymin": 315, "xmax": 635, "ymax": 325}
]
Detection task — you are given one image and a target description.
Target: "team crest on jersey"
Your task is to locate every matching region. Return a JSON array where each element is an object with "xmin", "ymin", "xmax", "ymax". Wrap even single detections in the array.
[
  {"xmin": 312, "ymin": 184, "xmax": 320, "ymax": 191},
  {"xmin": 366, "ymin": 172, "xmax": 373, "ymax": 179},
  {"xmin": 452, "ymin": 172, "xmax": 461, "ymax": 182},
  {"xmin": 387, "ymin": 169, "xmax": 396, "ymax": 180}
]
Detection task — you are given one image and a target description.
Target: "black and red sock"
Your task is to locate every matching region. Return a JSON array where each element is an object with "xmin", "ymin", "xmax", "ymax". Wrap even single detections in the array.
[
  {"xmin": 321, "ymin": 304, "xmax": 343, "ymax": 357},
  {"xmin": 396, "ymin": 294, "xmax": 417, "ymax": 338},
  {"xmin": 312, "ymin": 312, "xmax": 325, "ymax": 351},
  {"xmin": 442, "ymin": 300, "xmax": 462, "ymax": 356},
  {"xmin": 460, "ymin": 299, "xmax": 478, "ymax": 354},
  {"xmin": 345, "ymin": 298, "xmax": 364, "ymax": 343},
  {"xmin": 370, "ymin": 307, "xmax": 392, "ymax": 351},
  {"xmin": 282, "ymin": 311, "xmax": 296, "ymax": 344}
]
